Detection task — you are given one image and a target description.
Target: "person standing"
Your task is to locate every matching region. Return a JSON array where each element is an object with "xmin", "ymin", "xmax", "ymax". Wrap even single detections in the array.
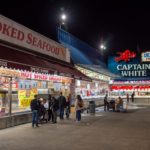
[
  {"xmin": 48, "ymin": 95, "xmax": 52, "ymax": 122},
  {"xmin": 126, "ymin": 93, "xmax": 129, "ymax": 103},
  {"xmin": 30, "ymin": 95, "xmax": 40, "ymax": 127},
  {"xmin": 65, "ymin": 94, "xmax": 71, "ymax": 119},
  {"xmin": 104, "ymin": 94, "xmax": 109, "ymax": 111},
  {"xmin": 51, "ymin": 96, "xmax": 59, "ymax": 123},
  {"xmin": 58, "ymin": 92, "xmax": 66, "ymax": 120},
  {"xmin": 75, "ymin": 95, "xmax": 84, "ymax": 122},
  {"xmin": 131, "ymin": 92, "xmax": 135, "ymax": 103}
]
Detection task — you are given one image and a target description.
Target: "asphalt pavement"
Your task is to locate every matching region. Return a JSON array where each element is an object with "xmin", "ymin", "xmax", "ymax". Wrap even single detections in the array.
[{"xmin": 0, "ymin": 103, "xmax": 150, "ymax": 150}]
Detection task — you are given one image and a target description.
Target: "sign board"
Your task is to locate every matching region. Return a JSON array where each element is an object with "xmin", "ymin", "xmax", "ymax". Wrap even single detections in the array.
[
  {"xmin": 75, "ymin": 65, "xmax": 110, "ymax": 81},
  {"xmin": 108, "ymin": 50, "xmax": 150, "ymax": 77},
  {"xmin": 141, "ymin": 52, "xmax": 150, "ymax": 62},
  {"xmin": 0, "ymin": 15, "xmax": 70, "ymax": 63}
]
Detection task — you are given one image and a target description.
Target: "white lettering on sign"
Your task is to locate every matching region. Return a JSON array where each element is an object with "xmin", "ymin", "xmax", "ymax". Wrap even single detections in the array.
[
  {"xmin": 117, "ymin": 64, "xmax": 150, "ymax": 77},
  {"xmin": 121, "ymin": 70, "xmax": 147, "ymax": 77},
  {"xmin": 19, "ymin": 71, "xmax": 71, "ymax": 83},
  {"xmin": 31, "ymin": 67, "xmax": 49, "ymax": 74},
  {"xmin": 142, "ymin": 52, "xmax": 150, "ymax": 62},
  {"xmin": 0, "ymin": 15, "xmax": 70, "ymax": 63},
  {"xmin": 117, "ymin": 64, "xmax": 150, "ymax": 71}
]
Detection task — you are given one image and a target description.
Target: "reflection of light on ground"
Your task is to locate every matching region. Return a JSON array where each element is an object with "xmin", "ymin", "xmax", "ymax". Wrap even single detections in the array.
[
  {"xmin": 95, "ymin": 107, "xmax": 104, "ymax": 112},
  {"xmin": 82, "ymin": 103, "xmax": 149, "ymax": 117},
  {"xmin": 82, "ymin": 113, "xmax": 103, "ymax": 117},
  {"xmin": 127, "ymin": 105, "xmax": 146, "ymax": 110},
  {"xmin": 127, "ymin": 102, "xmax": 150, "ymax": 110}
]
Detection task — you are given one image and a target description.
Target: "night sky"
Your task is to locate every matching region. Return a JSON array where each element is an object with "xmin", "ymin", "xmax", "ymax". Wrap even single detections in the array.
[{"xmin": 1, "ymin": 0, "xmax": 150, "ymax": 57}]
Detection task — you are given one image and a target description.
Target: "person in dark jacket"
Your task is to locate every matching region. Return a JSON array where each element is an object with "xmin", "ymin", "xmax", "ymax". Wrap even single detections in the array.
[
  {"xmin": 58, "ymin": 92, "xmax": 66, "ymax": 120},
  {"xmin": 104, "ymin": 94, "xmax": 109, "ymax": 111},
  {"xmin": 131, "ymin": 92, "xmax": 135, "ymax": 103},
  {"xmin": 30, "ymin": 95, "xmax": 40, "ymax": 127},
  {"xmin": 127, "ymin": 93, "xmax": 129, "ymax": 103},
  {"xmin": 65, "ymin": 94, "xmax": 71, "ymax": 119},
  {"xmin": 51, "ymin": 96, "xmax": 59, "ymax": 123},
  {"xmin": 47, "ymin": 95, "xmax": 52, "ymax": 122}
]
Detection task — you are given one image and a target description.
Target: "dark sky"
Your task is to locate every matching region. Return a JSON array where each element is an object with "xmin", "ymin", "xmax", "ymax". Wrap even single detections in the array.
[{"xmin": 1, "ymin": 0, "xmax": 150, "ymax": 56}]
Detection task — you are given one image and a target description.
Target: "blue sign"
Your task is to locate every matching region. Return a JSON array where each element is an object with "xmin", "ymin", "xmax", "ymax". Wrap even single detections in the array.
[{"xmin": 108, "ymin": 55, "xmax": 150, "ymax": 77}]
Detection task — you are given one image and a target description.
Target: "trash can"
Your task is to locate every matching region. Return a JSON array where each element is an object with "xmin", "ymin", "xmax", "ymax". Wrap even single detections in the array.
[{"xmin": 89, "ymin": 101, "xmax": 95, "ymax": 114}]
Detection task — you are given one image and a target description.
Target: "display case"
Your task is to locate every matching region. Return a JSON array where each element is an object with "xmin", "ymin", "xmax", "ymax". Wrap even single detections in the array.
[
  {"xmin": 109, "ymin": 80, "xmax": 150, "ymax": 101},
  {"xmin": 75, "ymin": 80, "xmax": 109, "ymax": 99}
]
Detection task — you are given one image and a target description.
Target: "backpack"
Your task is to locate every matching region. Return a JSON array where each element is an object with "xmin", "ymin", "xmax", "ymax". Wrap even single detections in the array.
[{"xmin": 78, "ymin": 101, "xmax": 83, "ymax": 107}]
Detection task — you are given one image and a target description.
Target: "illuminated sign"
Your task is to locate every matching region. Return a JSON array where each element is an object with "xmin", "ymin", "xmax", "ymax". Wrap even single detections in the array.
[
  {"xmin": 75, "ymin": 65, "xmax": 110, "ymax": 81},
  {"xmin": 0, "ymin": 67, "xmax": 72, "ymax": 83},
  {"xmin": 20, "ymin": 71, "xmax": 71, "ymax": 83},
  {"xmin": 0, "ymin": 67, "xmax": 20, "ymax": 77},
  {"xmin": 31, "ymin": 67, "xmax": 49, "ymax": 74},
  {"xmin": 117, "ymin": 64, "xmax": 150, "ymax": 77},
  {"xmin": 142, "ymin": 52, "xmax": 150, "ymax": 62},
  {"xmin": 115, "ymin": 49, "xmax": 136, "ymax": 62},
  {"xmin": 113, "ymin": 50, "xmax": 150, "ymax": 77},
  {"xmin": 0, "ymin": 15, "xmax": 70, "ymax": 63},
  {"xmin": 108, "ymin": 51, "xmax": 150, "ymax": 77}
]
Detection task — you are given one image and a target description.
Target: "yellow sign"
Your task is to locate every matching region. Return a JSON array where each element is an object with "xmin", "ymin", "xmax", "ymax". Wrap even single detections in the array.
[
  {"xmin": 0, "ymin": 68, "xmax": 20, "ymax": 77},
  {"xmin": 18, "ymin": 88, "xmax": 38, "ymax": 108}
]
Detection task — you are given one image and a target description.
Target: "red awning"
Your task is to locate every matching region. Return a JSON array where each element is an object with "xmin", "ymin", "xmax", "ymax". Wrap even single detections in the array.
[{"xmin": 0, "ymin": 44, "xmax": 91, "ymax": 81}]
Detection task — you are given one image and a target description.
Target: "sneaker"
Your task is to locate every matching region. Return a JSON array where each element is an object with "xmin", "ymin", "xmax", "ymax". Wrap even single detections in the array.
[{"xmin": 76, "ymin": 120, "xmax": 80, "ymax": 123}]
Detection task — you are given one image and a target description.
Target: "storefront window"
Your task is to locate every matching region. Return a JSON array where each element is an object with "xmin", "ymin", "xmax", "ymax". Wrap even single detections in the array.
[
  {"xmin": 0, "ymin": 70, "xmax": 72, "ymax": 117},
  {"xmin": 0, "ymin": 76, "xmax": 10, "ymax": 117},
  {"xmin": 11, "ymin": 79, "xmax": 38, "ymax": 114},
  {"xmin": 75, "ymin": 80, "xmax": 109, "ymax": 99}
]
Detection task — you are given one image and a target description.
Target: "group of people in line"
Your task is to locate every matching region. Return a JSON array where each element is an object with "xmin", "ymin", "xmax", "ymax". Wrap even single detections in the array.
[
  {"xmin": 30, "ymin": 92, "xmax": 84, "ymax": 128},
  {"xmin": 104, "ymin": 92, "xmax": 135, "ymax": 112}
]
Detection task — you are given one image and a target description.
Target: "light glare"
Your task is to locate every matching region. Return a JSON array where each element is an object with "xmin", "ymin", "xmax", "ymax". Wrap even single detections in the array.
[{"xmin": 61, "ymin": 14, "xmax": 66, "ymax": 20}]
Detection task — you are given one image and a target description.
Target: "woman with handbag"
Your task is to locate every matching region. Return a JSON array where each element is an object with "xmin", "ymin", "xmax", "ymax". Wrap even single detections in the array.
[{"xmin": 75, "ymin": 95, "xmax": 84, "ymax": 122}]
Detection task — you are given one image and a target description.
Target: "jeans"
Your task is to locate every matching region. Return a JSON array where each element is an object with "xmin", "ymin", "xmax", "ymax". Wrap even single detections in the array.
[
  {"xmin": 32, "ymin": 110, "xmax": 38, "ymax": 127},
  {"xmin": 76, "ymin": 110, "xmax": 81, "ymax": 121},
  {"xmin": 60, "ymin": 107, "xmax": 64, "ymax": 119}
]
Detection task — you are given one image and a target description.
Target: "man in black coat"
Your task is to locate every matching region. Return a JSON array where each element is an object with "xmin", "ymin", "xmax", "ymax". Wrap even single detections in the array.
[
  {"xmin": 51, "ymin": 96, "xmax": 59, "ymax": 123},
  {"xmin": 58, "ymin": 92, "xmax": 66, "ymax": 119},
  {"xmin": 30, "ymin": 95, "xmax": 40, "ymax": 127}
]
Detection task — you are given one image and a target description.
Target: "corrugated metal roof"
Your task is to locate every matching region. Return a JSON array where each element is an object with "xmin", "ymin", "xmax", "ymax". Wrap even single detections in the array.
[
  {"xmin": 57, "ymin": 28, "xmax": 119, "ymax": 78},
  {"xmin": 58, "ymin": 28, "xmax": 106, "ymax": 67}
]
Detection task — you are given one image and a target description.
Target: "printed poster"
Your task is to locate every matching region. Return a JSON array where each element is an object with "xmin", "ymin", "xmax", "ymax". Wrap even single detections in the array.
[{"xmin": 18, "ymin": 88, "xmax": 38, "ymax": 108}]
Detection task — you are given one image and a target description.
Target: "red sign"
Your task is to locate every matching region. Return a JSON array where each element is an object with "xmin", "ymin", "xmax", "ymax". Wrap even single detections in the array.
[
  {"xmin": 115, "ymin": 49, "xmax": 136, "ymax": 62},
  {"xmin": 20, "ymin": 71, "xmax": 71, "ymax": 83}
]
